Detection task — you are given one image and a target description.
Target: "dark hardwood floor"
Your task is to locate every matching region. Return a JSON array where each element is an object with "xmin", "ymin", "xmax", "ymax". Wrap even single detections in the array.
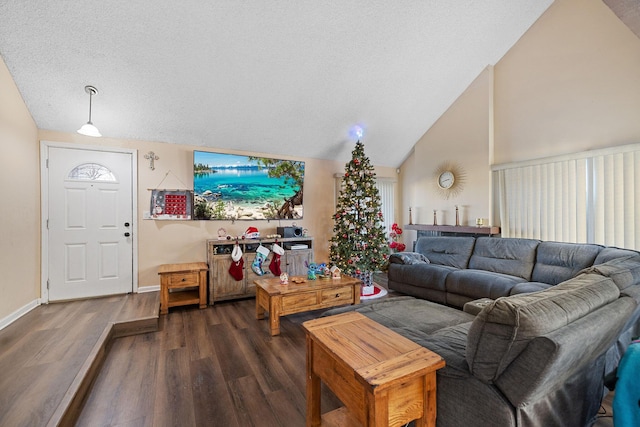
[
  {"xmin": 76, "ymin": 297, "xmax": 344, "ymax": 427},
  {"xmin": 77, "ymin": 295, "xmax": 616, "ymax": 427},
  {"xmin": 0, "ymin": 287, "xmax": 616, "ymax": 426},
  {"xmin": 0, "ymin": 292, "xmax": 159, "ymax": 427}
]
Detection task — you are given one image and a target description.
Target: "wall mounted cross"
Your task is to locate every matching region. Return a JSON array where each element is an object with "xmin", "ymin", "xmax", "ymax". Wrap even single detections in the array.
[{"xmin": 144, "ymin": 151, "xmax": 159, "ymax": 170}]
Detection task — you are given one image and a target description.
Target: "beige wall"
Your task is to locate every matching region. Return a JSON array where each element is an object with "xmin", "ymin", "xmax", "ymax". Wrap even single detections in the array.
[
  {"xmin": 401, "ymin": 67, "xmax": 493, "ymax": 244},
  {"xmin": 400, "ymin": 0, "xmax": 640, "ymax": 247},
  {"xmin": 0, "ymin": 56, "xmax": 40, "ymax": 320},
  {"xmin": 494, "ymin": 0, "xmax": 640, "ymax": 164}
]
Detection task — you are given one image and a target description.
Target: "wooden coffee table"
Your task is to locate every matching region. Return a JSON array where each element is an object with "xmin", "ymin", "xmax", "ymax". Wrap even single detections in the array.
[
  {"xmin": 303, "ymin": 311, "xmax": 445, "ymax": 427},
  {"xmin": 255, "ymin": 275, "xmax": 361, "ymax": 336}
]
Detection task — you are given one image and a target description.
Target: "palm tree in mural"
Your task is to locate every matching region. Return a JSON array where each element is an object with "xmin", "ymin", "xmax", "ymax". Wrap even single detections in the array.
[{"xmin": 249, "ymin": 157, "xmax": 305, "ymax": 219}]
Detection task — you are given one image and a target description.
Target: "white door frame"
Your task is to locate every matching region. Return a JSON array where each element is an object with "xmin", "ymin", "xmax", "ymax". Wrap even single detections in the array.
[{"xmin": 40, "ymin": 141, "xmax": 139, "ymax": 303}]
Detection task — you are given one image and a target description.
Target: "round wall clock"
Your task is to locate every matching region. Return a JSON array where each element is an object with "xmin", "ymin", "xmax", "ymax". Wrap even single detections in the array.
[
  {"xmin": 437, "ymin": 170, "xmax": 455, "ymax": 189},
  {"xmin": 434, "ymin": 162, "xmax": 465, "ymax": 199}
]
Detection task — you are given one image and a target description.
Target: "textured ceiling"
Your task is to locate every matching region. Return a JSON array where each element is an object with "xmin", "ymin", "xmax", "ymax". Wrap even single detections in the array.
[{"xmin": 0, "ymin": 1, "xmax": 553, "ymax": 167}]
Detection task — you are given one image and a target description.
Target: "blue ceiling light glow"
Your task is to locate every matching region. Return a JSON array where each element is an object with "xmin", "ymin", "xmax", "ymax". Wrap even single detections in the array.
[{"xmin": 349, "ymin": 125, "xmax": 364, "ymax": 141}]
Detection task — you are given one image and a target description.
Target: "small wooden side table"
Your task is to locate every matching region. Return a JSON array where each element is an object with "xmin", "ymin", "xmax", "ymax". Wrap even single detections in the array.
[
  {"xmin": 303, "ymin": 312, "xmax": 445, "ymax": 427},
  {"xmin": 158, "ymin": 262, "xmax": 208, "ymax": 315}
]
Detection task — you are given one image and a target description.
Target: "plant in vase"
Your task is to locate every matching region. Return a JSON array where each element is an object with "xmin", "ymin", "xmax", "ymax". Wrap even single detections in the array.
[{"xmin": 388, "ymin": 223, "xmax": 406, "ymax": 253}]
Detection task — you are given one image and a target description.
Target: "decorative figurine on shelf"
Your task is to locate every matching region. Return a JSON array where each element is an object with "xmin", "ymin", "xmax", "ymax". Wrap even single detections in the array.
[
  {"xmin": 243, "ymin": 226, "xmax": 260, "ymax": 239},
  {"xmin": 307, "ymin": 262, "xmax": 317, "ymax": 280},
  {"xmin": 330, "ymin": 265, "xmax": 341, "ymax": 279},
  {"xmin": 279, "ymin": 272, "xmax": 289, "ymax": 285},
  {"xmin": 433, "ymin": 209, "xmax": 438, "ymax": 226},
  {"xmin": 455, "ymin": 205, "xmax": 460, "ymax": 226},
  {"xmin": 409, "ymin": 207, "xmax": 413, "ymax": 225},
  {"xmin": 217, "ymin": 227, "xmax": 227, "ymax": 240}
]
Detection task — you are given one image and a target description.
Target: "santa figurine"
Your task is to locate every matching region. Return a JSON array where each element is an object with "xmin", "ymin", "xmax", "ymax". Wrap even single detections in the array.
[
  {"xmin": 243, "ymin": 226, "xmax": 260, "ymax": 239},
  {"xmin": 279, "ymin": 272, "xmax": 289, "ymax": 285}
]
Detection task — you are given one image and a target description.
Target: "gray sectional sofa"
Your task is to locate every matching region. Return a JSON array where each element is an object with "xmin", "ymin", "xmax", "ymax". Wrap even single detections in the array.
[
  {"xmin": 323, "ymin": 236, "xmax": 640, "ymax": 426},
  {"xmin": 388, "ymin": 236, "xmax": 637, "ymax": 308}
]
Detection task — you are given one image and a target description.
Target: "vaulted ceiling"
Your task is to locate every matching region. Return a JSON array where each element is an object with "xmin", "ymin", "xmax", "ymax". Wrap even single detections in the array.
[
  {"xmin": 604, "ymin": 0, "xmax": 640, "ymax": 39},
  {"xmin": 0, "ymin": 1, "xmax": 555, "ymax": 167}
]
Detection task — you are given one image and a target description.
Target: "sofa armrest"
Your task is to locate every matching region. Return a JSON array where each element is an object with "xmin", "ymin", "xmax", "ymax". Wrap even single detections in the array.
[{"xmin": 495, "ymin": 296, "xmax": 636, "ymax": 406}]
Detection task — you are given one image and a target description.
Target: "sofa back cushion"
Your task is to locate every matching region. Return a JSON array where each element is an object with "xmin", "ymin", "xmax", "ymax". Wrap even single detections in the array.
[
  {"xmin": 531, "ymin": 241, "xmax": 602, "ymax": 285},
  {"xmin": 579, "ymin": 255, "xmax": 640, "ymax": 292},
  {"xmin": 594, "ymin": 247, "xmax": 640, "ymax": 264},
  {"xmin": 468, "ymin": 237, "xmax": 540, "ymax": 280},
  {"xmin": 466, "ymin": 273, "xmax": 620, "ymax": 383},
  {"xmin": 415, "ymin": 236, "xmax": 476, "ymax": 269}
]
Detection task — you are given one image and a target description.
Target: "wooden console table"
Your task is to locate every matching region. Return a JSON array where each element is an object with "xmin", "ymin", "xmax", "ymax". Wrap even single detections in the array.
[{"xmin": 303, "ymin": 312, "xmax": 445, "ymax": 427}]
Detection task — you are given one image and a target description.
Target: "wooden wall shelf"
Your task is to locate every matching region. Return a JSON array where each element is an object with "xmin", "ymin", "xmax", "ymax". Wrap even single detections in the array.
[{"xmin": 405, "ymin": 224, "xmax": 501, "ymax": 236}]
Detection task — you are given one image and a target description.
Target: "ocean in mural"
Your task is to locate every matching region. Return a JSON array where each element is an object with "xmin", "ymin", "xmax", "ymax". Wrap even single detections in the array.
[{"xmin": 193, "ymin": 151, "xmax": 304, "ymax": 220}]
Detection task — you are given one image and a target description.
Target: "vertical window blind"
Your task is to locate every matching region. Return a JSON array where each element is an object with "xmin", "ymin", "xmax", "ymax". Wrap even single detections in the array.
[
  {"xmin": 375, "ymin": 178, "xmax": 396, "ymax": 237},
  {"xmin": 334, "ymin": 175, "xmax": 397, "ymax": 238},
  {"xmin": 493, "ymin": 143, "xmax": 640, "ymax": 250}
]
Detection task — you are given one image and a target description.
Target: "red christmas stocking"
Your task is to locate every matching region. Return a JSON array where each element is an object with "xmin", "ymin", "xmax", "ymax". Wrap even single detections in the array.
[
  {"xmin": 269, "ymin": 253, "xmax": 282, "ymax": 276},
  {"xmin": 229, "ymin": 244, "xmax": 244, "ymax": 281},
  {"xmin": 229, "ymin": 257, "xmax": 244, "ymax": 281}
]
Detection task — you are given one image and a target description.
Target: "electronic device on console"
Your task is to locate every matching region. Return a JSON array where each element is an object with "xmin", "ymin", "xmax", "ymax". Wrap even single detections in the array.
[{"xmin": 277, "ymin": 226, "xmax": 303, "ymax": 238}]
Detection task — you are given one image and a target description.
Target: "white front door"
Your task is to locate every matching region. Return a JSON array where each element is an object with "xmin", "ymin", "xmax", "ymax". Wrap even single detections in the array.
[{"xmin": 45, "ymin": 145, "xmax": 135, "ymax": 301}]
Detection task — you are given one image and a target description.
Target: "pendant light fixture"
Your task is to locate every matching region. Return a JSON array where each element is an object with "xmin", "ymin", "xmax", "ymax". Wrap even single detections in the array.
[{"xmin": 77, "ymin": 85, "xmax": 102, "ymax": 137}]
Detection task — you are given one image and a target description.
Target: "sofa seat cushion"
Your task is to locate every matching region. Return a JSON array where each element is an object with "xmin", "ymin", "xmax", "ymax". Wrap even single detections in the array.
[
  {"xmin": 322, "ymin": 295, "xmax": 474, "ymax": 335},
  {"xmin": 388, "ymin": 263, "xmax": 456, "ymax": 291},
  {"xmin": 531, "ymin": 241, "xmax": 602, "ymax": 285},
  {"xmin": 415, "ymin": 236, "xmax": 476, "ymax": 269},
  {"xmin": 408, "ymin": 323, "xmax": 472, "ymax": 372},
  {"xmin": 466, "ymin": 273, "xmax": 620, "ymax": 383},
  {"xmin": 446, "ymin": 269, "xmax": 527, "ymax": 300},
  {"xmin": 468, "ymin": 237, "xmax": 540, "ymax": 280},
  {"xmin": 579, "ymin": 255, "xmax": 640, "ymax": 292},
  {"xmin": 509, "ymin": 282, "xmax": 553, "ymax": 296}
]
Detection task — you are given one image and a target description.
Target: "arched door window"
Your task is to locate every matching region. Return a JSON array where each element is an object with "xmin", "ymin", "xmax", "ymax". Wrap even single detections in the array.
[{"xmin": 67, "ymin": 163, "xmax": 117, "ymax": 182}]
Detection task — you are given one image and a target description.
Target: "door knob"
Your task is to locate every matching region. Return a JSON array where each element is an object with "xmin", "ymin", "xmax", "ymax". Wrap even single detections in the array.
[
  {"xmin": 124, "ymin": 232, "xmax": 131, "ymax": 237},
  {"xmin": 124, "ymin": 222, "xmax": 130, "ymax": 227}
]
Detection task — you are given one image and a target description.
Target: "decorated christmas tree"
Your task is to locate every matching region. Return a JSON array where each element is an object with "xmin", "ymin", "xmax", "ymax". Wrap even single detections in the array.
[{"xmin": 329, "ymin": 140, "xmax": 389, "ymax": 284}]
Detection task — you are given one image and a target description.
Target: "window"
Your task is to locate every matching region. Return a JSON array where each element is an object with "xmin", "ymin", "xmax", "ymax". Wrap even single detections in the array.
[
  {"xmin": 67, "ymin": 163, "xmax": 116, "ymax": 182},
  {"xmin": 493, "ymin": 143, "xmax": 640, "ymax": 249},
  {"xmin": 334, "ymin": 174, "xmax": 397, "ymax": 237},
  {"xmin": 375, "ymin": 178, "xmax": 396, "ymax": 237}
]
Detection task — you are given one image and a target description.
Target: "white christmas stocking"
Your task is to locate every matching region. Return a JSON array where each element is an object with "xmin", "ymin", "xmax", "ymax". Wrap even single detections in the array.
[{"xmin": 252, "ymin": 245, "xmax": 270, "ymax": 276}]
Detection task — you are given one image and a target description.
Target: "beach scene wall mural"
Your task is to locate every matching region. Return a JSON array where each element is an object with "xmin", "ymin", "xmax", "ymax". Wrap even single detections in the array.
[{"xmin": 193, "ymin": 151, "xmax": 305, "ymax": 220}]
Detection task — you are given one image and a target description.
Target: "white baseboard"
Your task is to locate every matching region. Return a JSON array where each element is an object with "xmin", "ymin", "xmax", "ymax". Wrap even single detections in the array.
[
  {"xmin": 0, "ymin": 299, "xmax": 41, "ymax": 331},
  {"xmin": 137, "ymin": 285, "xmax": 160, "ymax": 293}
]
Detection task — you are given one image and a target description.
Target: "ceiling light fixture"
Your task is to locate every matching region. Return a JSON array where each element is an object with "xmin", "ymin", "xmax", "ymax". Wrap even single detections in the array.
[{"xmin": 77, "ymin": 85, "xmax": 102, "ymax": 137}]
